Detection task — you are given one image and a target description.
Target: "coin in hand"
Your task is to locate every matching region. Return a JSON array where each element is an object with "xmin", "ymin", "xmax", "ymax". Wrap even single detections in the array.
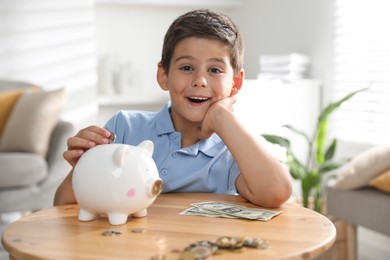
[{"xmin": 108, "ymin": 131, "xmax": 116, "ymax": 144}]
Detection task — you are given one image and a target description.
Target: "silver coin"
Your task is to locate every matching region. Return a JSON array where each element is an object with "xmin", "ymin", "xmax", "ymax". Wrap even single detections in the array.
[
  {"xmin": 101, "ymin": 230, "xmax": 122, "ymax": 236},
  {"xmin": 150, "ymin": 254, "xmax": 166, "ymax": 260},
  {"xmin": 216, "ymin": 236, "xmax": 243, "ymax": 249},
  {"xmin": 190, "ymin": 245, "xmax": 212, "ymax": 259},
  {"xmin": 258, "ymin": 240, "xmax": 270, "ymax": 250},
  {"xmin": 131, "ymin": 227, "xmax": 145, "ymax": 233},
  {"xmin": 243, "ymin": 237, "xmax": 261, "ymax": 248},
  {"xmin": 108, "ymin": 131, "xmax": 116, "ymax": 144},
  {"xmin": 179, "ymin": 251, "xmax": 196, "ymax": 260}
]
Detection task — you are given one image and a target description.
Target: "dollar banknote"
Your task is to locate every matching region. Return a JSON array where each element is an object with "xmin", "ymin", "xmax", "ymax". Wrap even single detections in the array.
[
  {"xmin": 179, "ymin": 206, "xmax": 238, "ymax": 218},
  {"xmin": 180, "ymin": 201, "xmax": 283, "ymax": 221}
]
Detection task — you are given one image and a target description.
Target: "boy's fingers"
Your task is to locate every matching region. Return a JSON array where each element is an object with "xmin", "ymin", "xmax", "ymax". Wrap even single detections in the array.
[
  {"xmin": 74, "ymin": 127, "xmax": 111, "ymax": 145},
  {"xmin": 82, "ymin": 125, "xmax": 111, "ymax": 138},
  {"xmin": 64, "ymin": 125, "xmax": 113, "ymax": 167},
  {"xmin": 67, "ymin": 136, "xmax": 97, "ymax": 150},
  {"xmin": 63, "ymin": 149, "xmax": 84, "ymax": 167}
]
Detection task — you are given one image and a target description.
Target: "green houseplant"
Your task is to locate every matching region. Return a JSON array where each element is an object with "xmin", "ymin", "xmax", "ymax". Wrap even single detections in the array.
[{"xmin": 262, "ymin": 88, "xmax": 368, "ymax": 213}]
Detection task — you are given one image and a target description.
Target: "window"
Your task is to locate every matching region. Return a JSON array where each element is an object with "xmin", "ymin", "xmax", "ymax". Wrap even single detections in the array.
[
  {"xmin": 0, "ymin": 0, "xmax": 98, "ymax": 127},
  {"xmin": 332, "ymin": 0, "xmax": 390, "ymax": 145}
]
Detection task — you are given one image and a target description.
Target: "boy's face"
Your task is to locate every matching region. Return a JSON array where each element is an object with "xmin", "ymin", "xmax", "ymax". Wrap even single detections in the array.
[{"xmin": 157, "ymin": 37, "xmax": 243, "ymax": 129}]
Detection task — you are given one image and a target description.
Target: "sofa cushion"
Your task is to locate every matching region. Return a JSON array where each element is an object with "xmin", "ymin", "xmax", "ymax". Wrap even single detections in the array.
[
  {"xmin": 0, "ymin": 153, "xmax": 47, "ymax": 188},
  {"xmin": 0, "ymin": 87, "xmax": 38, "ymax": 139},
  {"xmin": 331, "ymin": 146, "xmax": 390, "ymax": 190},
  {"xmin": 0, "ymin": 88, "xmax": 66, "ymax": 157},
  {"xmin": 369, "ymin": 169, "xmax": 390, "ymax": 193},
  {"xmin": 326, "ymin": 186, "xmax": 390, "ymax": 236}
]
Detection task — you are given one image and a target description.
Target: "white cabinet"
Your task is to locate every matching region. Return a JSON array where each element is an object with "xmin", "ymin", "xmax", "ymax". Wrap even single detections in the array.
[{"xmin": 98, "ymin": 93, "xmax": 169, "ymax": 125}]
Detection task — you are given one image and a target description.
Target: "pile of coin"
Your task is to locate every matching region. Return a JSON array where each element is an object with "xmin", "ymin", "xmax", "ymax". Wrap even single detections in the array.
[{"xmin": 179, "ymin": 236, "xmax": 268, "ymax": 260}]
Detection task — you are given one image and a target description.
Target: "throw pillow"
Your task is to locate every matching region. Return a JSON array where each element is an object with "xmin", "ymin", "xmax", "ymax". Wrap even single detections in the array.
[
  {"xmin": 331, "ymin": 145, "xmax": 390, "ymax": 190},
  {"xmin": 369, "ymin": 169, "xmax": 390, "ymax": 193},
  {"xmin": 0, "ymin": 88, "xmax": 66, "ymax": 157},
  {"xmin": 0, "ymin": 87, "xmax": 39, "ymax": 139}
]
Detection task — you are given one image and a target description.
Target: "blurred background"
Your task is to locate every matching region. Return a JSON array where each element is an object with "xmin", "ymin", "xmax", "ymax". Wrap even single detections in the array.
[{"xmin": 1, "ymin": 1, "xmax": 389, "ymax": 259}]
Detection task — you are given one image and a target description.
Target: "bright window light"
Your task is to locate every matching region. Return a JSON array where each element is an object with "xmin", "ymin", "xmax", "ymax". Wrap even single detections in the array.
[{"xmin": 332, "ymin": 0, "xmax": 390, "ymax": 145}]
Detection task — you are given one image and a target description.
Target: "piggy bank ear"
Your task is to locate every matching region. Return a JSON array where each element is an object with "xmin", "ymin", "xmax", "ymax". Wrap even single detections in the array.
[
  {"xmin": 113, "ymin": 145, "xmax": 132, "ymax": 167},
  {"xmin": 138, "ymin": 140, "xmax": 154, "ymax": 157}
]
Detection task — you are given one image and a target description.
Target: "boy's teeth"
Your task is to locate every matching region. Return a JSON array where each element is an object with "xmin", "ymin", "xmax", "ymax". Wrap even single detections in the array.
[
  {"xmin": 190, "ymin": 97, "xmax": 208, "ymax": 100},
  {"xmin": 188, "ymin": 97, "xmax": 210, "ymax": 103}
]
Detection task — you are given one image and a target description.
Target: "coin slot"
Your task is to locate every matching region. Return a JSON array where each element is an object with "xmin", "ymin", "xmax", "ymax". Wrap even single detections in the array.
[{"xmin": 151, "ymin": 179, "xmax": 163, "ymax": 196}]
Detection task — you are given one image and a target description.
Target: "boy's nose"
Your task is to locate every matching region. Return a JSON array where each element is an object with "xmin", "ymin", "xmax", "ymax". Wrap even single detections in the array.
[{"xmin": 192, "ymin": 72, "xmax": 207, "ymax": 87}]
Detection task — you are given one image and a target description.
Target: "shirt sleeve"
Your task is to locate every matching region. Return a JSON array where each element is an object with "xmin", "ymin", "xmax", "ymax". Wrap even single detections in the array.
[{"xmin": 228, "ymin": 160, "xmax": 240, "ymax": 195}]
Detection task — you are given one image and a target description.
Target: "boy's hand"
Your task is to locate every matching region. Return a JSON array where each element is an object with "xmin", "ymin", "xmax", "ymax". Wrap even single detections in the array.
[
  {"xmin": 198, "ymin": 95, "xmax": 237, "ymax": 139},
  {"xmin": 63, "ymin": 125, "xmax": 112, "ymax": 167}
]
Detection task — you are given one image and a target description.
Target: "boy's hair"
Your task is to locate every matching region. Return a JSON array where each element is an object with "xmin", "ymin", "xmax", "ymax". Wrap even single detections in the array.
[{"xmin": 160, "ymin": 9, "xmax": 244, "ymax": 75}]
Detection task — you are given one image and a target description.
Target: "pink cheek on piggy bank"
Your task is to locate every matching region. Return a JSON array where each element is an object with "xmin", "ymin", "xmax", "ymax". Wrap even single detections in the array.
[{"xmin": 127, "ymin": 188, "xmax": 136, "ymax": 198}]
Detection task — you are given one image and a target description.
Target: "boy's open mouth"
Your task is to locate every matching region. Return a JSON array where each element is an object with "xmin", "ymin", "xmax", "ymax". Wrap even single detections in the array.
[{"xmin": 187, "ymin": 97, "xmax": 211, "ymax": 104}]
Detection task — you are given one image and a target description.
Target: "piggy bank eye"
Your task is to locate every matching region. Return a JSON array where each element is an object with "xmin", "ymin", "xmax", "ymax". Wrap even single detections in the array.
[{"xmin": 151, "ymin": 180, "xmax": 163, "ymax": 196}]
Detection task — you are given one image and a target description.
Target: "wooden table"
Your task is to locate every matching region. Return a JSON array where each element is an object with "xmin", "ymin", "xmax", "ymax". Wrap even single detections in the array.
[{"xmin": 2, "ymin": 193, "xmax": 336, "ymax": 259}]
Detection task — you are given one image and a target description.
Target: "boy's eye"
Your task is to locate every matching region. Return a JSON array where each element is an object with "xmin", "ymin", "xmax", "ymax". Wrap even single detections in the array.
[
  {"xmin": 209, "ymin": 67, "xmax": 222, "ymax": 74},
  {"xmin": 180, "ymin": 65, "xmax": 193, "ymax": 71}
]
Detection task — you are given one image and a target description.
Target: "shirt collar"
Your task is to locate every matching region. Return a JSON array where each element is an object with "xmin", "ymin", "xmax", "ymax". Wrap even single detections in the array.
[
  {"xmin": 197, "ymin": 134, "xmax": 224, "ymax": 157},
  {"xmin": 156, "ymin": 102, "xmax": 224, "ymax": 157},
  {"xmin": 155, "ymin": 102, "xmax": 175, "ymax": 136}
]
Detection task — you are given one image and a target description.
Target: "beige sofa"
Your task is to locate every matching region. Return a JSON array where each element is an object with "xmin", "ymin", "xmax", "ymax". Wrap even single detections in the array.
[
  {"xmin": 0, "ymin": 80, "xmax": 73, "ymax": 213},
  {"xmin": 326, "ymin": 145, "xmax": 390, "ymax": 259}
]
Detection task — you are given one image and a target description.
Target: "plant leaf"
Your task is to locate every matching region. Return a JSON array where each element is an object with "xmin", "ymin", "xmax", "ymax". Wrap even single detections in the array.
[
  {"xmin": 286, "ymin": 151, "xmax": 305, "ymax": 180},
  {"xmin": 261, "ymin": 134, "xmax": 291, "ymax": 149},
  {"xmin": 319, "ymin": 158, "xmax": 349, "ymax": 174},
  {"xmin": 315, "ymin": 118, "xmax": 328, "ymax": 164},
  {"xmin": 314, "ymin": 87, "xmax": 368, "ymax": 165},
  {"xmin": 302, "ymin": 169, "xmax": 321, "ymax": 190},
  {"xmin": 324, "ymin": 138, "xmax": 337, "ymax": 162},
  {"xmin": 318, "ymin": 87, "xmax": 369, "ymax": 123},
  {"xmin": 283, "ymin": 124, "xmax": 311, "ymax": 146}
]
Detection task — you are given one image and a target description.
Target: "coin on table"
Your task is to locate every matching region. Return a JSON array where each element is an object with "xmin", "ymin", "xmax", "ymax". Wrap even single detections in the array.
[
  {"xmin": 150, "ymin": 254, "xmax": 166, "ymax": 260},
  {"xmin": 190, "ymin": 245, "xmax": 212, "ymax": 259},
  {"xmin": 258, "ymin": 240, "xmax": 270, "ymax": 250},
  {"xmin": 179, "ymin": 250, "xmax": 196, "ymax": 260},
  {"xmin": 187, "ymin": 240, "xmax": 218, "ymax": 254},
  {"xmin": 101, "ymin": 230, "xmax": 122, "ymax": 236},
  {"xmin": 131, "ymin": 228, "xmax": 145, "ymax": 233},
  {"xmin": 216, "ymin": 236, "xmax": 244, "ymax": 249},
  {"xmin": 243, "ymin": 237, "xmax": 262, "ymax": 248}
]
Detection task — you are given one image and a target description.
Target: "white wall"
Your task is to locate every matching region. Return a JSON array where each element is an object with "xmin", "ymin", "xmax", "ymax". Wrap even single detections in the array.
[
  {"xmin": 96, "ymin": 0, "xmax": 334, "ymax": 105},
  {"xmin": 229, "ymin": 0, "xmax": 333, "ymax": 104}
]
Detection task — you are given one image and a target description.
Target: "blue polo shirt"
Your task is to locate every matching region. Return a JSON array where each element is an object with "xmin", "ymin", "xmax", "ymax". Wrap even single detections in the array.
[{"xmin": 104, "ymin": 102, "xmax": 239, "ymax": 195}]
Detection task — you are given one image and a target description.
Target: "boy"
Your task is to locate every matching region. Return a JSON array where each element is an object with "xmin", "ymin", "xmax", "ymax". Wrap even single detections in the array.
[{"xmin": 54, "ymin": 9, "xmax": 292, "ymax": 207}]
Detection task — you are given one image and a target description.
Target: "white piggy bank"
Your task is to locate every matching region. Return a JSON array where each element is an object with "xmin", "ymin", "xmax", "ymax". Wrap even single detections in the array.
[{"xmin": 72, "ymin": 140, "xmax": 163, "ymax": 225}]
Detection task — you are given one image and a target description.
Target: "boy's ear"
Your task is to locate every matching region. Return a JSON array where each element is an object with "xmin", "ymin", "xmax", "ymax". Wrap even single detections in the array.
[
  {"xmin": 157, "ymin": 62, "xmax": 169, "ymax": 91},
  {"xmin": 230, "ymin": 70, "xmax": 244, "ymax": 96}
]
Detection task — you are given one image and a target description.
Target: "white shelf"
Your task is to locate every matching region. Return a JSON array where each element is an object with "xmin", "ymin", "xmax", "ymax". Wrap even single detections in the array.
[
  {"xmin": 96, "ymin": 0, "xmax": 242, "ymax": 8},
  {"xmin": 98, "ymin": 94, "xmax": 169, "ymax": 125},
  {"xmin": 98, "ymin": 94, "xmax": 169, "ymax": 106}
]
